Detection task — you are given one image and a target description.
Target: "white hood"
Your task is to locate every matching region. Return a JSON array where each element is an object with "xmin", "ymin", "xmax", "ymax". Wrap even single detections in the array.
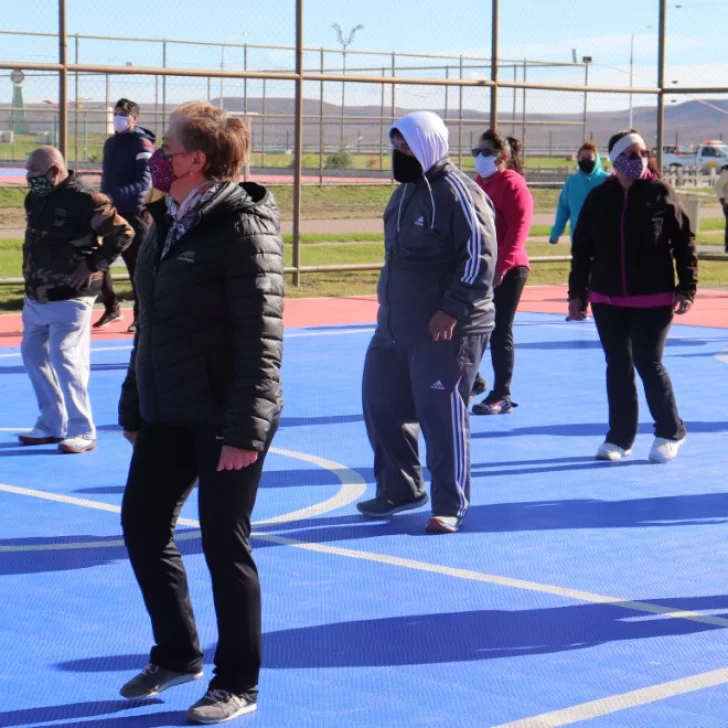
[{"xmin": 391, "ymin": 111, "xmax": 449, "ymax": 173}]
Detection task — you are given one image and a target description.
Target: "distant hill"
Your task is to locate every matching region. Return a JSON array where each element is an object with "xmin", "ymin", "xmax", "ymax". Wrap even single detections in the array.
[
  {"xmin": 1, "ymin": 97, "xmax": 724, "ymax": 152},
  {"xmin": 213, "ymin": 96, "xmax": 727, "ymax": 151}
]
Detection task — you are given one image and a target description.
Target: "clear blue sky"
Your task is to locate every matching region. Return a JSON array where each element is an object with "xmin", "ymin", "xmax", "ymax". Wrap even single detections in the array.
[{"xmin": 2, "ymin": 0, "xmax": 726, "ymax": 113}]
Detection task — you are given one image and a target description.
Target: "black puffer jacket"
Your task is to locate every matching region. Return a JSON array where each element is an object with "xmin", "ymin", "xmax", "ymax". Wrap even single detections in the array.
[
  {"xmin": 569, "ymin": 175, "xmax": 697, "ymax": 303},
  {"xmin": 118, "ymin": 182, "xmax": 284, "ymax": 451}
]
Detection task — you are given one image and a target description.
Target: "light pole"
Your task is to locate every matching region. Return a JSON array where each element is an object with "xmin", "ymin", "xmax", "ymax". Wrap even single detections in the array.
[
  {"xmin": 331, "ymin": 23, "xmax": 364, "ymax": 149},
  {"xmin": 220, "ymin": 33, "xmax": 246, "ymax": 109},
  {"xmin": 629, "ymin": 24, "xmax": 653, "ymax": 128}
]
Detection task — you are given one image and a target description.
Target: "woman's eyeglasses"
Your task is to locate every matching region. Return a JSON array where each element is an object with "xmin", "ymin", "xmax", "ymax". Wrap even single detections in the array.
[{"xmin": 471, "ymin": 148, "xmax": 497, "ymax": 158}]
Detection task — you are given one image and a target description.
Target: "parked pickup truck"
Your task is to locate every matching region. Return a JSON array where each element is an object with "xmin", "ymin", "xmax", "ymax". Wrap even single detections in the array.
[{"xmin": 662, "ymin": 141, "xmax": 728, "ymax": 172}]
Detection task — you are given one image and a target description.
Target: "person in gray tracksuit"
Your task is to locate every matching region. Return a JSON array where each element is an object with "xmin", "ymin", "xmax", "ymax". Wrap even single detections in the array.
[{"xmin": 357, "ymin": 111, "xmax": 497, "ymax": 534}]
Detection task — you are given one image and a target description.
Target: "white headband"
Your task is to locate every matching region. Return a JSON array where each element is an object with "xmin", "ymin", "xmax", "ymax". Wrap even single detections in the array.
[{"xmin": 609, "ymin": 133, "xmax": 645, "ymax": 164}]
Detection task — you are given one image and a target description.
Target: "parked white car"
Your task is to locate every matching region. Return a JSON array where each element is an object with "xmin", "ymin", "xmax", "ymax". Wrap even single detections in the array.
[{"xmin": 663, "ymin": 141, "xmax": 728, "ymax": 172}]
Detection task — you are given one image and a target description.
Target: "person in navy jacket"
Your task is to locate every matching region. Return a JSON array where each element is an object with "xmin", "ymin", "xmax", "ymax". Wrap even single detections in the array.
[{"xmin": 95, "ymin": 98, "xmax": 155, "ymax": 332}]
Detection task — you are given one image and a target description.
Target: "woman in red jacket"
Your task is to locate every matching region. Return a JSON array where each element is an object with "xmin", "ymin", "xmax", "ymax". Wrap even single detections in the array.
[{"xmin": 472, "ymin": 130, "xmax": 534, "ymax": 415}]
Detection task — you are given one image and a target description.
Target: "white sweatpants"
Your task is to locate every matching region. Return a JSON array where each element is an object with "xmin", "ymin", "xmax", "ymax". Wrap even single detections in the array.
[{"xmin": 21, "ymin": 296, "xmax": 96, "ymax": 440}]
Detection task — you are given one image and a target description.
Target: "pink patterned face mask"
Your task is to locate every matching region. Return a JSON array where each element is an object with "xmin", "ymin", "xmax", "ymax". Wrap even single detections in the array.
[
  {"xmin": 613, "ymin": 152, "xmax": 648, "ymax": 181},
  {"xmin": 149, "ymin": 147, "xmax": 186, "ymax": 193}
]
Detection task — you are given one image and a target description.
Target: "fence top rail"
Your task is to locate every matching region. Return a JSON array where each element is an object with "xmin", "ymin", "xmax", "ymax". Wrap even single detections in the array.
[
  {"xmin": 0, "ymin": 28, "xmax": 589, "ymax": 67},
  {"xmin": 0, "ymin": 60, "xmax": 661, "ymax": 95}
]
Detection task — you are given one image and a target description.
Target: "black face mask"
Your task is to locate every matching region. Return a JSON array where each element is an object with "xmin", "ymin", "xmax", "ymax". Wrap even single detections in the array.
[
  {"xmin": 578, "ymin": 159, "xmax": 596, "ymax": 175},
  {"xmin": 392, "ymin": 149, "xmax": 423, "ymax": 183}
]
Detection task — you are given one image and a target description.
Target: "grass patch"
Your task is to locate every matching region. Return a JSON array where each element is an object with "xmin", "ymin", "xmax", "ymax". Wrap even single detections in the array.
[
  {"xmin": 0, "ymin": 187, "xmax": 26, "ymax": 208},
  {"xmin": 700, "ymin": 218, "xmax": 726, "ymax": 232}
]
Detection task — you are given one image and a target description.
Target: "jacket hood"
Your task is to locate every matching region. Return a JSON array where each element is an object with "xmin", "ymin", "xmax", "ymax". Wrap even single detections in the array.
[
  {"xmin": 133, "ymin": 126, "xmax": 156, "ymax": 143},
  {"xmin": 581, "ymin": 151, "xmax": 605, "ymax": 178},
  {"xmin": 391, "ymin": 111, "xmax": 449, "ymax": 173}
]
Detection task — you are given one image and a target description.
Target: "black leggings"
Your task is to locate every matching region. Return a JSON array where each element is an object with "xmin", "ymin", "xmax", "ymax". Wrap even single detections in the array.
[
  {"xmin": 121, "ymin": 416, "xmax": 279, "ymax": 694},
  {"xmin": 592, "ymin": 303, "xmax": 686, "ymax": 449},
  {"xmin": 488, "ymin": 266, "xmax": 529, "ymax": 400}
]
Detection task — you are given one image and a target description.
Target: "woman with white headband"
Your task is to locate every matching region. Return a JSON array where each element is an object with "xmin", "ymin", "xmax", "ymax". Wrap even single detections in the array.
[{"xmin": 568, "ymin": 129, "xmax": 697, "ymax": 463}]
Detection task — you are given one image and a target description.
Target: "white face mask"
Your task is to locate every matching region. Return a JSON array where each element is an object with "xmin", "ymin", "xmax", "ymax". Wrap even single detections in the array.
[
  {"xmin": 113, "ymin": 115, "xmax": 132, "ymax": 133},
  {"xmin": 475, "ymin": 154, "xmax": 498, "ymax": 178}
]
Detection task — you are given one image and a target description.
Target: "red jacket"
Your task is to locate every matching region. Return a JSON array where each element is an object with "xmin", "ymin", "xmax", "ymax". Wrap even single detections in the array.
[{"xmin": 476, "ymin": 169, "xmax": 533, "ymax": 276}]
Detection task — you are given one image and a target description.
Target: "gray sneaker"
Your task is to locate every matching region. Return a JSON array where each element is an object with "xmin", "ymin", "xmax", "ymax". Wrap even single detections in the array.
[
  {"xmin": 186, "ymin": 689, "xmax": 257, "ymax": 724},
  {"xmin": 119, "ymin": 663, "xmax": 203, "ymax": 699}
]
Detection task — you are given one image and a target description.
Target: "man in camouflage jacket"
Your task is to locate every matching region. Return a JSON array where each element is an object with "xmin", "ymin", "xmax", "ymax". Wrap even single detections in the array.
[{"xmin": 19, "ymin": 146, "xmax": 133, "ymax": 454}]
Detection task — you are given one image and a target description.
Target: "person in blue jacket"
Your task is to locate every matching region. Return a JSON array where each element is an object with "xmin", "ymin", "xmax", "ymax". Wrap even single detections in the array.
[
  {"xmin": 549, "ymin": 141, "xmax": 609, "ymax": 244},
  {"xmin": 94, "ymin": 98, "xmax": 155, "ymax": 332}
]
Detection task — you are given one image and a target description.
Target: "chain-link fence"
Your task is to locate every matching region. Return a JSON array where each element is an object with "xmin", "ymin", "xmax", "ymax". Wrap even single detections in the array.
[{"xmin": 1, "ymin": 0, "xmax": 726, "ymax": 287}]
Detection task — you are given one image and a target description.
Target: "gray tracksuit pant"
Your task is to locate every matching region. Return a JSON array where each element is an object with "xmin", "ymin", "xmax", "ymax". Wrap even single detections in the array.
[{"xmin": 362, "ymin": 332, "xmax": 488, "ymax": 519}]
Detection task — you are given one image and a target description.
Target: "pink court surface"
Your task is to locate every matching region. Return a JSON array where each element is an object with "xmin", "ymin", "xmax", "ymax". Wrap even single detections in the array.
[{"xmin": 0, "ymin": 286, "xmax": 726, "ymax": 347}]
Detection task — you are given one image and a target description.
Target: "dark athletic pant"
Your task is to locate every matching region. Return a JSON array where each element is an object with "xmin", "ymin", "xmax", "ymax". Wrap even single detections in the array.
[
  {"xmin": 99, "ymin": 212, "xmax": 148, "ymax": 322},
  {"xmin": 121, "ymin": 415, "xmax": 279, "ymax": 695},
  {"xmin": 592, "ymin": 304, "xmax": 686, "ymax": 450},
  {"xmin": 362, "ymin": 333, "xmax": 488, "ymax": 519},
  {"xmin": 490, "ymin": 265, "xmax": 529, "ymax": 400}
]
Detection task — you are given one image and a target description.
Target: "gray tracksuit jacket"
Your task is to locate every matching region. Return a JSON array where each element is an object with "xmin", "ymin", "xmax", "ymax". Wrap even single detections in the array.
[{"xmin": 377, "ymin": 146, "xmax": 497, "ymax": 343}]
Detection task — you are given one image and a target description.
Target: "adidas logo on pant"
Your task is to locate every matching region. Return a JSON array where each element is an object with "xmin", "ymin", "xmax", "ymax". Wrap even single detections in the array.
[{"xmin": 430, "ymin": 380, "xmax": 446, "ymax": 390}]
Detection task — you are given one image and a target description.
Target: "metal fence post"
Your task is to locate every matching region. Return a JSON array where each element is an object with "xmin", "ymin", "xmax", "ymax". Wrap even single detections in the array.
[
  {"xmin": 74, "ymin": 34, "xmax": 79, "ymax": 165},
  {"xmin": 490, "ymin": 0, "xmax": 499, "ymax": 130},
  {"xmin": 656, "ymin": 0, "xmax": 667, "ymax": 170},
  {"xmin": 292, "ymin": 0, "xmax": 304, "ymax": 288},
  {"xmin": 583, "ymin": 61, "xmax": 589, "ymax": 142},
  {"xmin": 58, "ymin": 0, "xmax": 68, "ymax": 159},
  {"xmin": 319, "ymin": 48, "xmax": 325, "ymax": 185},
  {"xmin": 458, "ymin": 56, "xmax": 463, "ymax": 167},
  {"xmin": 162, "ymin": 39, "xmax": 167, "ymax": 122}
]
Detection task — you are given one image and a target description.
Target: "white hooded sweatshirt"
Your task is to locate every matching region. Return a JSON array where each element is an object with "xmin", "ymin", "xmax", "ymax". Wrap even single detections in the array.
[{"xmin": 391, "ymin": 111, "xmax": 450, "ymax": 174}]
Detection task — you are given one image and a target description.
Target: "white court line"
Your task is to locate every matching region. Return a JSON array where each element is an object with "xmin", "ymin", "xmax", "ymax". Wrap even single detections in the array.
[
  {"xmin": 257, "ymin": 533, "xmax": 728, "ymax": 629},
  {"xmin": 0, "ymin": 345, "xmax": 134, "ymax": 360},
  {"xmin": 491, "ymin": 666, "xmax": 728, "ymax": 727},
  {"xmin": 4, "ymin": 468, "xmax": 728, "ymax": 724},
  {"xmin": 0, "ymin": 329, "xmax": 373, "ymax": 360},
  {"xmin": 3, "ymin": 477, "xmax": 728, "ymax": 631},
  {"xmin": 0, "ymin": 446, "xmax": 366, "ymax": 552},
  {"xmin": 285, "ymin": 328, "xmax": 373, "ymax": 338}
]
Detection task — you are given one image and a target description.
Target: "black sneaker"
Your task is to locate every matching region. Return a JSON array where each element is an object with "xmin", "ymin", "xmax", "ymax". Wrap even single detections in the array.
[
  {"xmin": 93, "ymin": 306, "xmax": 122, "ymax": 329},
  {"xmin": 356, "ymin": 492, "xmax": 429, "ymax": 518},
  {"xmin": 186, "ymin": 689, "xmax": 257, "ymax": 724},
  {"xmin": 127, "ymin": 321, "xmax": 137, "ymax": 334},
  {"xmin": 119, "ymin": 663, "xmax": 203, "ymax": 699}
]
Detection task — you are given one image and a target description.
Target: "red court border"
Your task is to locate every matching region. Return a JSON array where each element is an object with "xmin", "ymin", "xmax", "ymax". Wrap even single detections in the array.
[{"xmin": 0, "ymin": 286, "xmax": 725, "ymax": 349}]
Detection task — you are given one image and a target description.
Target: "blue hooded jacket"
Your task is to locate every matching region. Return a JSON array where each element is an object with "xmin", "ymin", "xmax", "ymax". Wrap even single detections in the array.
[
  {"xmin": 549, "ymin": 153, "xmax": 609, "ymax": 242},
  {"xmin": 101, "ymin": 126, "xmax": 156, "ymax": 216}
]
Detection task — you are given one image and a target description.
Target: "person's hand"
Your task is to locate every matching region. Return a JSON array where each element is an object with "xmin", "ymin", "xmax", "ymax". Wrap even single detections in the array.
[
  {"xmin": 429, "ymin": 311, "xmax": 458, "ymax": 342},
  {"xmin": 217, "ymin": 445, "xmax": 259, "ymax": 472},
  {"xmin": 567, "ymin": 298, "xmax": 588, "ymax": 321},
  {"xmin": 493, "ymin": 270, "xmax": 505, "ymax": 288},
  {"xmin": 673, "ymin": 292, "xmax": 692, "ymax": 315},
  {"xmin": 69, "ymin": 259, "xmax": 93, "ymax": 288},
  {"xmin": 549, "ymin": 238, "xmax": 559, "ymax": 245},
  {"xmin": 123, "ymin": 430, "xmax": 137, "ymax": 447}
]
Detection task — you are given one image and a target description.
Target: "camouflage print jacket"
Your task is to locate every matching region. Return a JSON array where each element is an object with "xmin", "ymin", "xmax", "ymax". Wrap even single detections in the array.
[{"xmin": 23, "ymin": 172, "xmax": 134, "ymax": 302}]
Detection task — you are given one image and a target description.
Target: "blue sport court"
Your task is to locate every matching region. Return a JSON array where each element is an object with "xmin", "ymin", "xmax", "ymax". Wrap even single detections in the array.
[{"xmin": 2, "ymin": 311, "xmax": 728, "ymax": 727}]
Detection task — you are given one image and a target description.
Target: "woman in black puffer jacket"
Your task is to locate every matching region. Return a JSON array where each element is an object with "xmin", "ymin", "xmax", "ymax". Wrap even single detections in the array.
[
  {"xmin": 568, "ymin": 128, "xmax": 697, "ymax": 465},
  {"xmin": 117, "ymin": 101, "xmax": 283, "ymax": 725}
]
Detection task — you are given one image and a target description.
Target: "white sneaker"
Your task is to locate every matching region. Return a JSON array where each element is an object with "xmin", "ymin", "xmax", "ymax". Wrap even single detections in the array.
[
  {"xmin": 18, "ymin": 427, "xmax": 63, "ymax": 446},
  {"xmin": 649, "ymin": 437, "xmax": 685, "ymax": 463},
  {"xmin": 595, "ymin": 442, "xmax": 632, "ymax": 461},
  {"xmin": 58, "ymin": 436, "xmax": 97, "ymax": 454}
]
